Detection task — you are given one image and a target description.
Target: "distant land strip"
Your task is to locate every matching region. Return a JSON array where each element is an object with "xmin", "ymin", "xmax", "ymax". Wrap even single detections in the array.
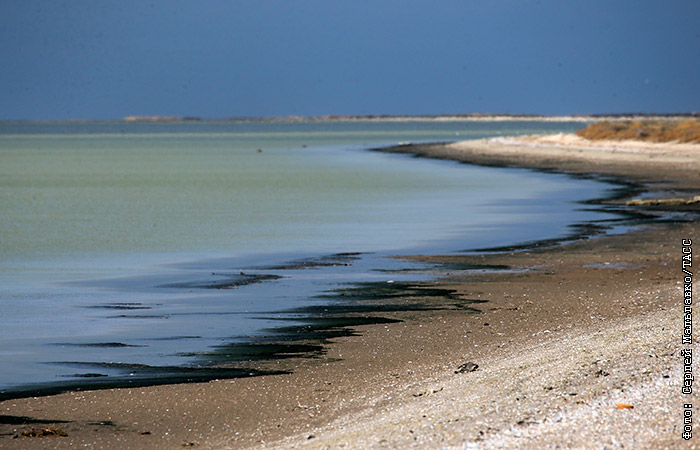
[
  {"xmin": 121, "ymin": 112, "xmax": 700, "ymax": 123},
  {"xmin": 3, "ymin": 112, "xmax": 699, "ymax": 124}
]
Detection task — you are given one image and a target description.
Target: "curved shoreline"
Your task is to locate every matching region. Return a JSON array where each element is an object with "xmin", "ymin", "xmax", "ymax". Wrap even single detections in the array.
[
  {"xmin": 0, "ymin": 138, "xmax": 618, "ymax": 402},
  {"xmin": 1, "ymin": 136, "xmax": 699, "ymax": 449},
  {"xmin": 377, "ymin": 135, "xmax": 700, "ymax": 189}
]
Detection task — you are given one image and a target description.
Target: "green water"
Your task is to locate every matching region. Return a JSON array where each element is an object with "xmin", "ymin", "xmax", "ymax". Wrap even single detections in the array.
[{"xmin": 1, "ymin": 120, "xmax": 591, "ymax": 267}]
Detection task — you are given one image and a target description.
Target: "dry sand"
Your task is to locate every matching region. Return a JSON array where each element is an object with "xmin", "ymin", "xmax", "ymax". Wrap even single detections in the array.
[
  {"xmin": 382, "ymin": 135, "xmax": 700, "ymax": 190},
  {"xmin": 1, "ymin": 135, "xmax": 699, "ymax": 449}
]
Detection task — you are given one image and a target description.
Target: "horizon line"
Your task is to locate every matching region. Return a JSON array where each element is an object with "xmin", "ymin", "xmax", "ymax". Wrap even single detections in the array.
[{"xmin": 2, "ymin": 111, "xmax": 699, "ymax": 124}]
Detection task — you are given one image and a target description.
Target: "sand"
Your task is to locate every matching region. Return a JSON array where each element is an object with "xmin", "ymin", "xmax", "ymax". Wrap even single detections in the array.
[
  {"xmin": 380, "ymin": 135, "xmax": 700, "ymax": 190},
  {"xmin": 1, "ymin": 134, "xmax": 699, "ymax": 449}
]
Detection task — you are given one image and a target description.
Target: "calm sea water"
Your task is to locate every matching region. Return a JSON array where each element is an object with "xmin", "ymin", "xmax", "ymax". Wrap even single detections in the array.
[{"xmin": 0, "ymin": 120, "xmax": 621, "ymax": 397}]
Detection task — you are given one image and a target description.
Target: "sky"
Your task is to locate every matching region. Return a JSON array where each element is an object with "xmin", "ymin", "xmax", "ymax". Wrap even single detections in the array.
[{"xmin": 1, "ymin": 0, "xmax": 699, "ymax": 120}]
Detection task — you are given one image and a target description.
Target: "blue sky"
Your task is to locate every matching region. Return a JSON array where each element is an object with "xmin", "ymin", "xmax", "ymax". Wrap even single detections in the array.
[{"xmin": 1, "ymin": 0, "xmax": 699, "ymax": 120}]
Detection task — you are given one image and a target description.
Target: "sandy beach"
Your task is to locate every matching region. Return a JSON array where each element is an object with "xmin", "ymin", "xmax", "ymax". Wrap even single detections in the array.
[{"xmin": 1, "ymin": 134, "xmax": 699, "ymax": 449}]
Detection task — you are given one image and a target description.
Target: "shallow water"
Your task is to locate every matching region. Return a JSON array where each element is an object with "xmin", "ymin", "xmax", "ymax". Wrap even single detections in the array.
[{"xmin": 0, "ymin": 120, "xmax": 623, "ymax": 397}]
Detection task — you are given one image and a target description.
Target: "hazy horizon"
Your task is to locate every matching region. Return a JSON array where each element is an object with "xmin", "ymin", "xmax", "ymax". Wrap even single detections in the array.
[{"xmin": 3, "ymin": 112, "xmax": 699, "ymax": 124}]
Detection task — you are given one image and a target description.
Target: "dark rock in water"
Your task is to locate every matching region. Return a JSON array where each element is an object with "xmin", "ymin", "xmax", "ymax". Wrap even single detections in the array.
[{"xmin": 455, "ymin": 362, "xmax": 479, "ymax": 374}]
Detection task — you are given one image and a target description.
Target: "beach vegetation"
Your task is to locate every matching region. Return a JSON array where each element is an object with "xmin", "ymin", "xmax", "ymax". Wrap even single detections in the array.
[{"xmin": 576, "ymin": 119, "xmax": 700, "ymax": 143}]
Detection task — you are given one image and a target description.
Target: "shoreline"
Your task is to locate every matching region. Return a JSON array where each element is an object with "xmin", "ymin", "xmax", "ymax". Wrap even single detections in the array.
[
  {"xmin": 379, "ymin": 135, "xmax": 700, "ymax": 190},
  {"xmin": 1, "ymin": 135, "xmax": 699, "ymax": 449}
]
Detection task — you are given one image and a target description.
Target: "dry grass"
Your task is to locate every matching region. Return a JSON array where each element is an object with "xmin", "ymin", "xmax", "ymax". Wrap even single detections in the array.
[{"xmin": 576, "ymin": 119, "xmax": 700, "ymax": 143}]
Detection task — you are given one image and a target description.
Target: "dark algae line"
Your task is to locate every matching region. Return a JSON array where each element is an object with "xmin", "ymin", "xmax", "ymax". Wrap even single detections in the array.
[{"xmin": 0, "ymin": 257, "xmax": 491, "ymax": 401}]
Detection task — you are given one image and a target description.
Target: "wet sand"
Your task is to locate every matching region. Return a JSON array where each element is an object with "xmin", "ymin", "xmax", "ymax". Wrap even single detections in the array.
[{"xmin": 1, "ymin": 135, "xmax": 699, "ymax": 449}]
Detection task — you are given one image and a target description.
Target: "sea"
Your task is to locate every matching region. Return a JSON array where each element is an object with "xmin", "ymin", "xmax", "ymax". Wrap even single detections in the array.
[{"xmin": 0, "ymin": 119, "xmax": 627, "ymax": 398}]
